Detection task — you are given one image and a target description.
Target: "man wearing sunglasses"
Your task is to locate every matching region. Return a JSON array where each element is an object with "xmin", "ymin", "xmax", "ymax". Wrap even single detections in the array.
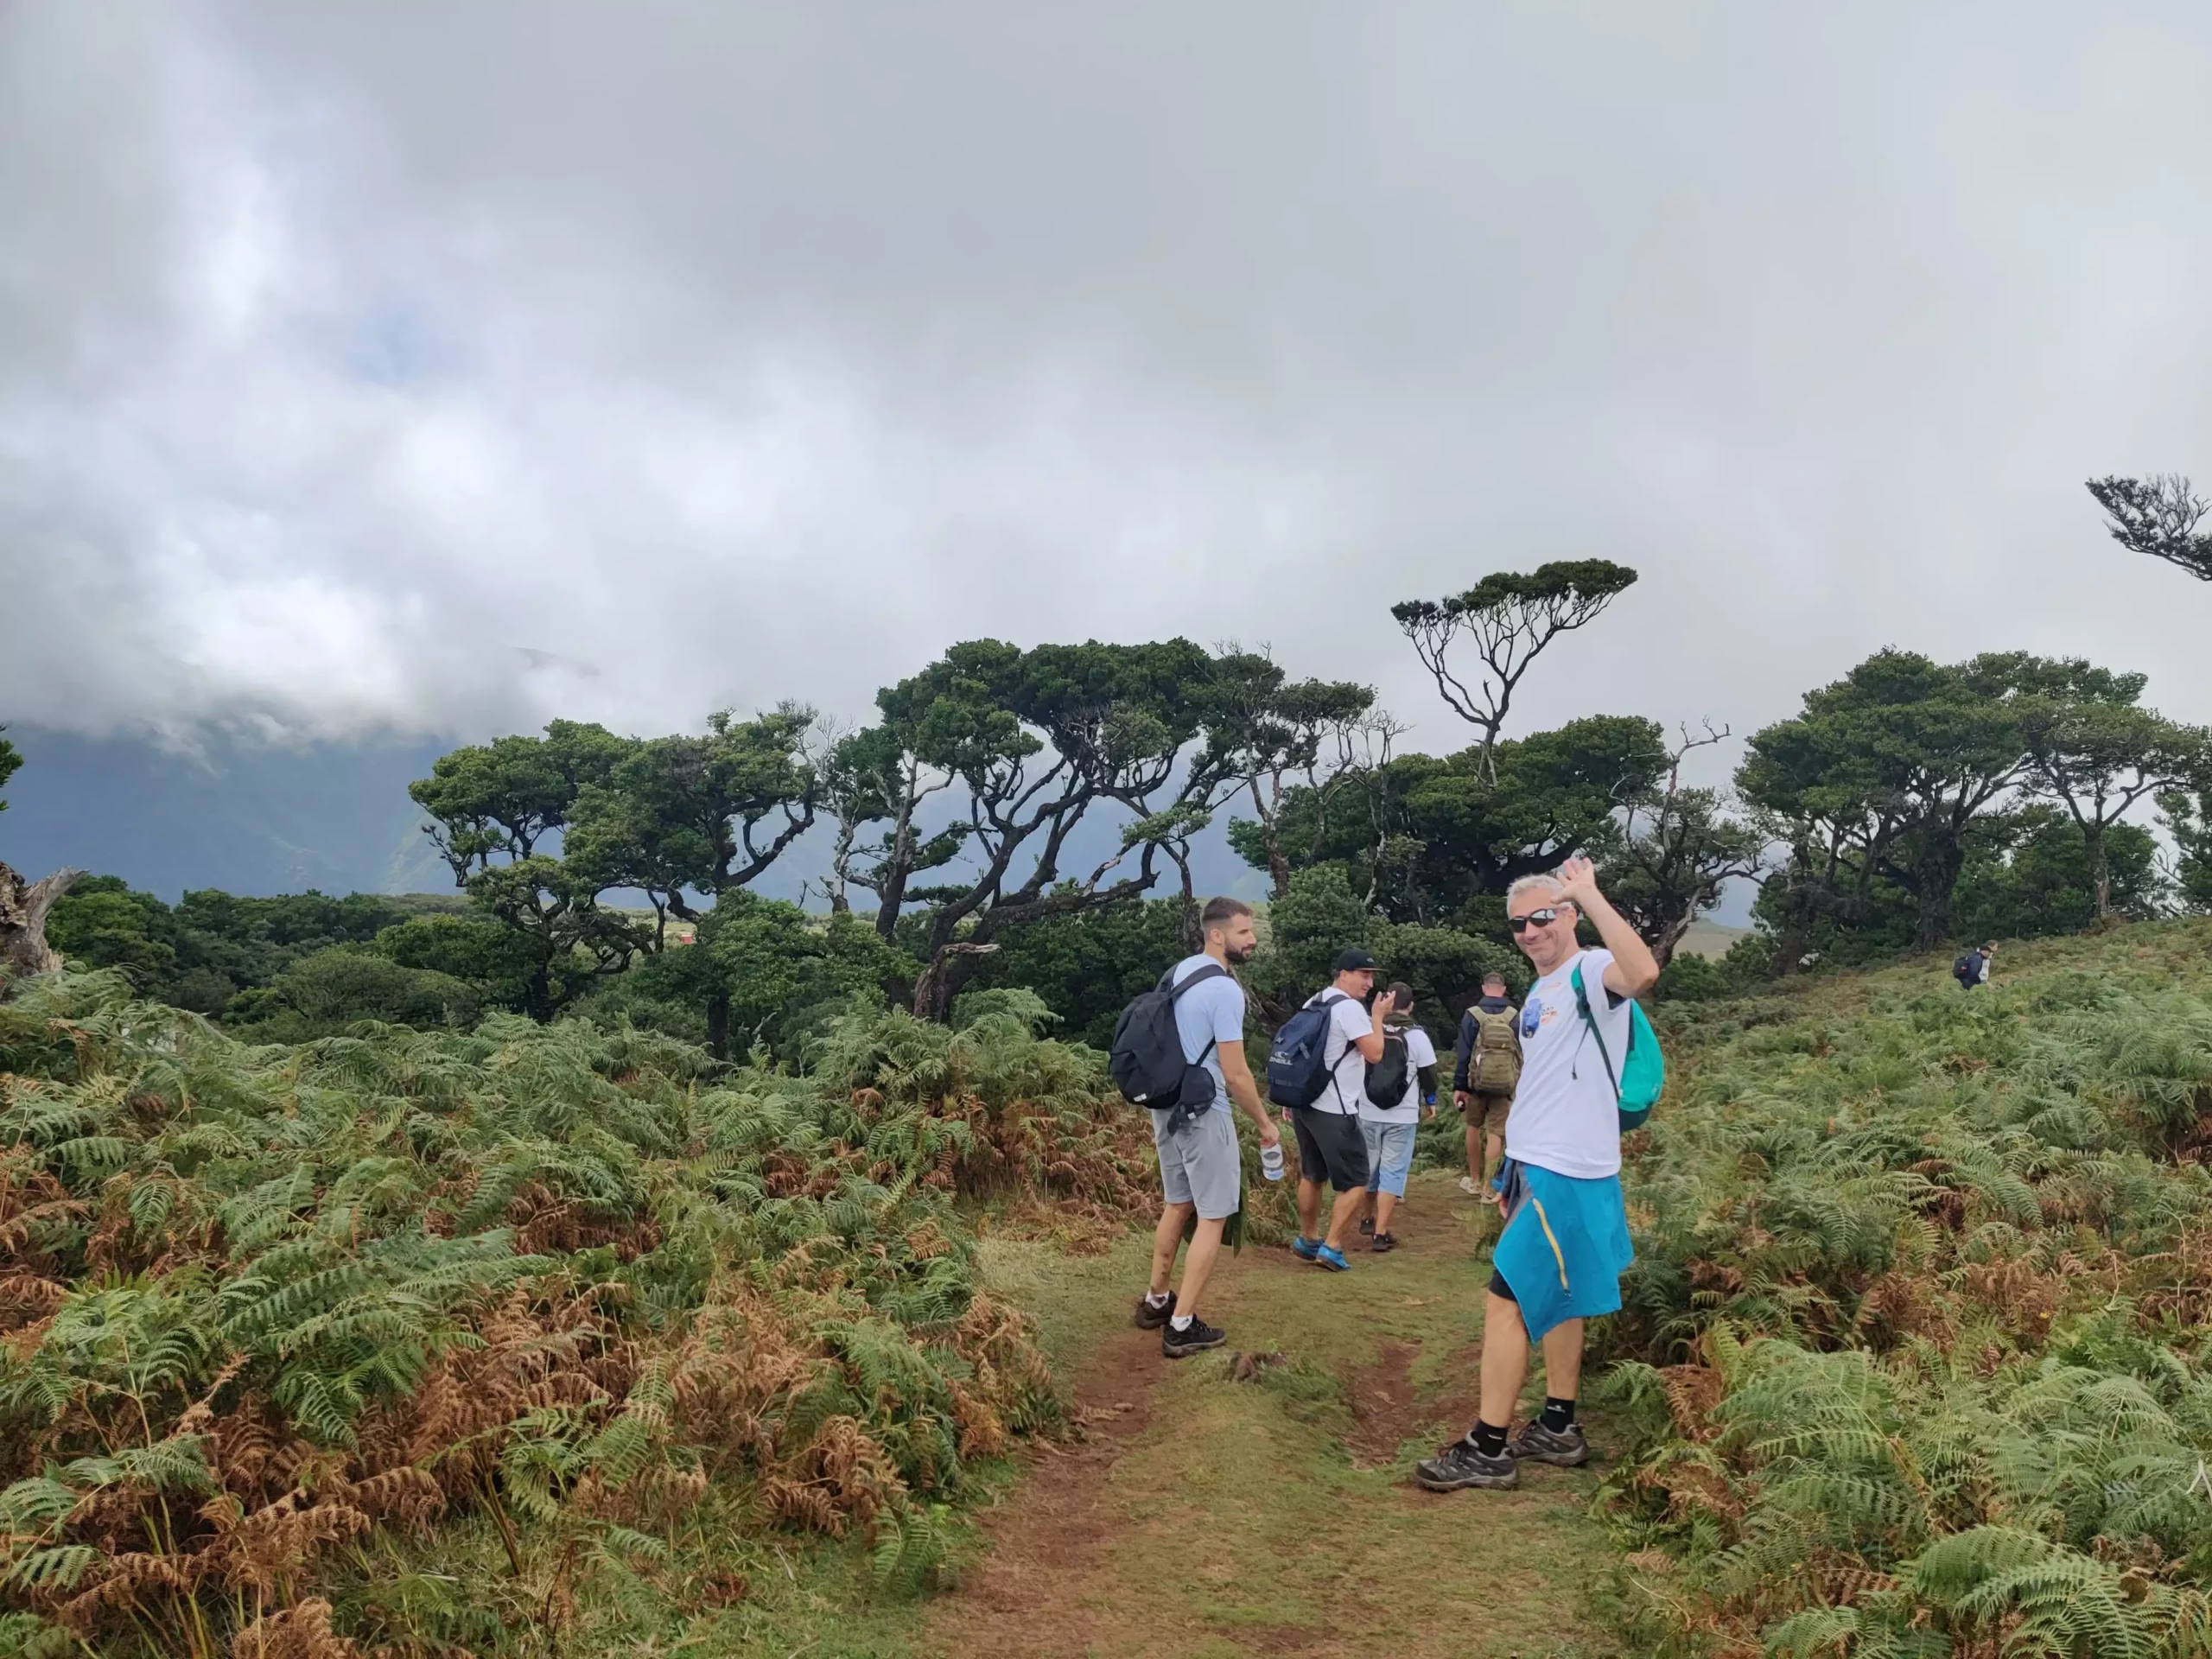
[{"xmin": 1416, "ymin": 855, "xmax": 1658, "ymax": 1492}]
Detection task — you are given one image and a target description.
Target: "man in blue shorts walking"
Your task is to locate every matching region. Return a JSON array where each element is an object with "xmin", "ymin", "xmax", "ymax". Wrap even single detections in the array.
[{"xmin": 1416, "ymin": 856, "xmax": 1658, "ymax": 1491}]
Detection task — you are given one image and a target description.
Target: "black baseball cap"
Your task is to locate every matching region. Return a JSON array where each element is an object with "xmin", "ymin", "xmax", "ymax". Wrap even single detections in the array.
[{"xmin": 1332, "ymin": 948, "xmax": 1377, "ymax": 973}]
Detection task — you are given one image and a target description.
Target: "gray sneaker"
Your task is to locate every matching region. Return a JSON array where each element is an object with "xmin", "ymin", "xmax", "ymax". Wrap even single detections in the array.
[
  {"xmin": 1507, "ymin": 1420, "xmax": 1589, "ymax": 1466},
  {"xmin": 1414, "ymin": 1436, "xmax": 1519, "ymax": 1491}
]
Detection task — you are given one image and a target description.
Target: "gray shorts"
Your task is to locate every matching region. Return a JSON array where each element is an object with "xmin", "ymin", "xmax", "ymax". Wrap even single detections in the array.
[{"xmin": 1151, "ymin": 1105, "xmax": 1243, "ymax": 1220}]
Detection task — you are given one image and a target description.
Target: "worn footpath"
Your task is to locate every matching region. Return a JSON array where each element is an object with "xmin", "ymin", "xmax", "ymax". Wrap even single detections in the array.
[{"xmin": 924, "ymin": 1169, "xmax": 1627, "ymax": 1659}]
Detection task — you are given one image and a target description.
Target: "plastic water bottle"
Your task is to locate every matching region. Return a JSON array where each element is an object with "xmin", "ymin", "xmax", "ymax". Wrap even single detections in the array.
[{"xmin": 1261, "ymin": 1140, "xmax": 1287, "ymax": 1182}]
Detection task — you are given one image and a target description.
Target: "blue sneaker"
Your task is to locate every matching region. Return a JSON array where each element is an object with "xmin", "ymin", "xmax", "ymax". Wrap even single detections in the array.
[
  {"xmin": 1314, "ymin": 1243, "xmax": 1351, "ymax": 1272},
  {"xmin": 1290, "ymin": 1235, "xmax": 1321, "ymax": 1262}
]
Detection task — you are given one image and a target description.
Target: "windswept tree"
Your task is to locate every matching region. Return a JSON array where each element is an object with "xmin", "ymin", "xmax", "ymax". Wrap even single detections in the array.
[
  {"xmin": 0, "ymin": 727, "xmax": 19, "ymax": 811},
  {"xmin": 1999, "ymin": 656, "xmax": 2209, "ymax": 921},
  {"xmin": 1188, "ymin": 650, "xmax": 1384, "ymax": 903},
  {"xmin": 838, "ymin": 638, "xmax": 1227, "ymax": 1019},
  {"xmin": 817, "ymin": 721, "xmax": 971, "ymax": 935},
  {"xmin": 410, "ymin": 721, "xmax": 641, "ymax": 1020},
  {"xmin": 1740, "ymin": 652, "xmax": 2029, "ymax": 963},
  {"xmin": 411, "ymin": 712, "xmax": 819, "ymax": 1026},
  {"xmin": 1236, "ymin": 715, "xmax": 1669, "ymax": 925},
  {"xmin": 562, "ymin": 704, "xmax": 817, "ymax": 945},
  {"xmin": 1601, "ymin": 724, "xmax": 1766, "ymax": 968},
  {"xmin": 1391, "ymin": 561, "xmax": 1638, "ymax": 779},
  {"xmin": 2088, "ymin": 474, "xmax": 2212, "ymax": 582}
]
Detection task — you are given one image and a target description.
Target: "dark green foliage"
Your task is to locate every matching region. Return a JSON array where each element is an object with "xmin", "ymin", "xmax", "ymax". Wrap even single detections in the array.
[
  {"xmin": 1243, "ymin": 866, "xmax": 1513, "ymax": 1032},
  {"xmin": 0, "ymin": 728, "xmax": 19, "ymax": 812},
  {"xmin": 43, "ymin": 879, "xmax": 454, "ymax": 1014},
  {"xmin": 1230, "ymin": 715, "xmax": 1669, "ymax": 927},
  {"xmin": 961, "ymin": 897, "xmax": 1188, "ymax": 1046},
  {"xmin": 225, "ymin": 948, "xmax": 485, "ymax": 1038},
  {"xmin": 1954, "ymin": 809, "xmax": 2161, "ymax": 941},
  {"xmin": 574, "ymin": 894, "xmax": 918, "ymax": 1056}
]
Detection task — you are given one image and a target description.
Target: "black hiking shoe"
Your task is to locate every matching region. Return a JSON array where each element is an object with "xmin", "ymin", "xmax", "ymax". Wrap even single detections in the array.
[
  {"xmin": 1414, "ymin": 1435, "xmax": 1519, "ymax": 1491},
  {"xmin": 1133, "ymin": 1291, "xmax": 1176, "ymax": 1331},
  {"xmin": 1507, "ymin": 1420, "xmax": 1589, "ymax": 1467},
  {"xmin": 1370, "ymin": 1231, "xmax": 1399, "ymax": 1253},
  {"xmin": 1357, "ymin": 1215, "xmax": 1375, "ymax": 1236},
  {"xmin": 1161, "ymin": 1316, "xmax": 1227, "ymax": 1358}
]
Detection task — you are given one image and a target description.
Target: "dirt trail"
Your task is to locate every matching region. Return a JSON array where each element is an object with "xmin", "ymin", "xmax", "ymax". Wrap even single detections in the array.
[{"xmin": 922, "ymin": 1173, "xmax": 1624, "ymax": 1659}]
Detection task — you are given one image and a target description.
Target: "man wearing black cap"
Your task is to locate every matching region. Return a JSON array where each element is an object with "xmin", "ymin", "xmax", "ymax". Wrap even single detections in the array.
[{"xmin": 1287, "ymin": 948, "xmax": 1392, "ymax": 1272}]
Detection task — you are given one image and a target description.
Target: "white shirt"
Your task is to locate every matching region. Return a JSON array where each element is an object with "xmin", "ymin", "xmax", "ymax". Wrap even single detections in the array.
[
  {"xmin": 1304, "ymin": 989, "xmax": 1375, "ymax": 1116},
  {"xmin": 1362, "ymin": 1025, "xmax": 1437, "ymax": 1125},
  {"xmin": 1503, "ymin": 948, "xmax": 1636, "ymax": 1179}
]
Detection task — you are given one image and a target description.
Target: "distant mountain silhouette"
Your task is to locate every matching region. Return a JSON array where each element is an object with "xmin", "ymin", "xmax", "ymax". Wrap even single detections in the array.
[
  {"xmin": 0, "ymin": 728, "xmax": 455, "ymax": 899},
  {"xmin": 0, "ymin": 727, "xmax": 1270, "ymax": 908}
]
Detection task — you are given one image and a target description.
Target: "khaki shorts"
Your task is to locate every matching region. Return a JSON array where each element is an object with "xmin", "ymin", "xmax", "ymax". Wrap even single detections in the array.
[{"xmin": 1461, "ymin": 1089, "xmax": 1513, "ymax": 1133}]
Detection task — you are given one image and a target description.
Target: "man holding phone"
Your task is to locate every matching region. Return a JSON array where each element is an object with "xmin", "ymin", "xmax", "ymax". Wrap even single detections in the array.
[{"xmin": 1287, "ymin": 948, "xmax": 1393, "ymax": 1273}]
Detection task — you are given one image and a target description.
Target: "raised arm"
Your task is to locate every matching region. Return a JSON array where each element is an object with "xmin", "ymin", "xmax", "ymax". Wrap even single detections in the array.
[
  {"xmin": 1351, "ymin": 988, "xmax": 1392, "ymax": 1062},
  {"xmin": 1555, "ymin": 855, "xmax": 1659, "ymax": 999}
]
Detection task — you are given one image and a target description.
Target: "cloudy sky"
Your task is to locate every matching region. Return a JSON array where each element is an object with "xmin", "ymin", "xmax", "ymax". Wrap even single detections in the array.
[{"xmin": 5, "ymin": 2, "xmax": 2211, "ymax": 768}]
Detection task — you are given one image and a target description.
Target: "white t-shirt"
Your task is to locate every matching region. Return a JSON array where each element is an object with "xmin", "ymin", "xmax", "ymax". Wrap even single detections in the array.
[
  {"xmin": 1303, "ymin": 988, "xmax": 1375, "ymax": 1116},
  {"xmin": 1503, "ymin": 948, "xmax": 1637, "ymax": 1179},
  {"xmin": 1362, "ymin": 1025, "xmax": 1437, "ymax": 1125}
]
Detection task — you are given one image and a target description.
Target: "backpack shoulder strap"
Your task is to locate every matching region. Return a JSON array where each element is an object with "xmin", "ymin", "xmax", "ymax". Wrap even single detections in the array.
[
  {"xmin": 1569, "ymin": 959, "xmax": 1621, "ymax": 1099},
  {"xmin": 1165, "ymin": 961, "xmax": 1229, "ymax": 1001}
]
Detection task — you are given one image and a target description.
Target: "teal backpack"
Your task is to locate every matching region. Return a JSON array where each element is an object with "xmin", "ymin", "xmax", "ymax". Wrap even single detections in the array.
[{"xmin": 1569, "ymin": 959, "xmax": 1664, "ymax": 1132}]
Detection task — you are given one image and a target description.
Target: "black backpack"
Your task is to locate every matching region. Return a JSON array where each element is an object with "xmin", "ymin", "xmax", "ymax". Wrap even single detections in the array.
[
  {"xmin": 1267, "ymin": 991, "xmax": 1351, "ymax": 1109},
  {"xmin": 1952, "ymin": 951, "xmax": 1979, "ymax": 988},
  {"xmin": 1363, "ymin": 1032, "xmax": 1409, "ymax": 1107},
  {"xmin": 1109, "ymin": 962, "xmax": 1230, "ymax": 1110}
]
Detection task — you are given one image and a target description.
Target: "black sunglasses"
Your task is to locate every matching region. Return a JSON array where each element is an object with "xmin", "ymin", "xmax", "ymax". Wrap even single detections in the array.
[{"xmin": 1507, "ymin": 907, "xmax": 1564, "ymax": 933}]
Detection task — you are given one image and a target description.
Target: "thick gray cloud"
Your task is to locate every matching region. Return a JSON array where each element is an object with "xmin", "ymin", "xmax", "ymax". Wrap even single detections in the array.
[{"xmin": 5, "ymin": 1, "xmax": 2211, "ymax": 768}]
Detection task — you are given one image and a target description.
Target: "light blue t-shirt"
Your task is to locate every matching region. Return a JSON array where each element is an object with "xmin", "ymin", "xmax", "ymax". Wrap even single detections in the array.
[{"xmin": 1169, "ymin": 953, "xmax": 1247, "ymax": 1113}]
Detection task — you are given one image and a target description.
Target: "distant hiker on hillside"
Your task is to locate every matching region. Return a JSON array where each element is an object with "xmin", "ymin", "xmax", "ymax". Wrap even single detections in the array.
[
  {"xmin": 1417, "ymin": 857, "xmax": 1659, "ymax": 1493},
  {"xmin": 1452, "ymin": 969, "xmax": 1521, "ymax": 1198},
  {"xmin": 1286, "ymin": 949, "xmax": 1389, "ymax": 1273},
  {"xmin": 1357, "ymin": 982, "xmax": 1438, "ymax": 1253},
  {"xmin": 1953, "ymin": 942, "xmax": 1995, "ymax": 989},
  {"xmin": 1131, "ymin": 897, "xmax": 1282, "ymax": 1359}
]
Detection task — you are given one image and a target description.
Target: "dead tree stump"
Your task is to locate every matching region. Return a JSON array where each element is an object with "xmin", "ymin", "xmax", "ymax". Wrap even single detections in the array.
[{"xmin": 0, "ymin": 860, "xmax": 81, "ymax": 991}]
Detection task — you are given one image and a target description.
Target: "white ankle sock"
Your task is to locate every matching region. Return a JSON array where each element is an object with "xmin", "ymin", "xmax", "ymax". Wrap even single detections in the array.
[
  {"xmin": 1144, "ymin": 1290, "xmax": 1171, "ymax": 1308},
  {"xmin": 1169, "ymin": 1313, "xmax": 1192, "ymax": 1330}
]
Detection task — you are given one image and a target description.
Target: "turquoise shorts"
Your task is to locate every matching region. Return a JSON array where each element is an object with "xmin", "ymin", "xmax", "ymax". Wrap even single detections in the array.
[
  {"xmin": 1490, "ymin": 1159, "xmax": 1634, "ymax": 1341},
  {"xmin": 1360, "ymin": 1118, "xmax": 1417, "ymax": 1198}
]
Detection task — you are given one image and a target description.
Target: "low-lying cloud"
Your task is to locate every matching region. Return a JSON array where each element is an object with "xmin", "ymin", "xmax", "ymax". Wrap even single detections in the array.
[{"xmin": 5, "ymin": 1, "xmax": 2212, "ymax": 766}]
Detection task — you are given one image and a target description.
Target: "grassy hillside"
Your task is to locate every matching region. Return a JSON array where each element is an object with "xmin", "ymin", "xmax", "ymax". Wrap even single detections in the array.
[{"xmin": 1603, "ymin": 920, "xmax": 2212, "ymax": 1656}]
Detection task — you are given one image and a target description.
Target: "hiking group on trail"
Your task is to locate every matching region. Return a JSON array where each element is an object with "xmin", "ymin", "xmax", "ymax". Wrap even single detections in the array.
[{"xmin": 1116, "ymin": 856, "xmax": 1663, "ymax": 1495}]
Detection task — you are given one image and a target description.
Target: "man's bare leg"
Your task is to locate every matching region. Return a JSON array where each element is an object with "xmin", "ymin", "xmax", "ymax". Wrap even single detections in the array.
[
  {"xmin": 1465, "ymin": 1118, "xmax": 1484, "ymax": 1184},
  {"xmin": 1296, "ymin": 1176, "xmax": 1323, "ymax": 1241},
  {"xmin": 1374, "ymin": 1189, "xmax": 1399, "ymax": 1235},
  {"xmin": 1485, "ymin": 1130, "xmax": 1505, "ymax": 1184},
  {"xmin": 1538, "ymin": 1316, "xmax": 1584, "ymax": 1406},
  {"xmin": 1324, "ymin": 1185, "xmax": 1365, "ymax": 1250},
  {"xmin": 1177, "ymin": 1217, "xmax": 1227, "ymax": 1321},
  {"xmin": 1149, "ymin": 1200, "xmax": 1193, "ymax": 1295},
  {"xmin": 1478, "ymin": 1291, "xmax": 1530, "ymax": 1428}
]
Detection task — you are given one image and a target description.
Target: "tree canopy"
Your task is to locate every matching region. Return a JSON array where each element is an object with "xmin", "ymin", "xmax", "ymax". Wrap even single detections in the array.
[{"xmin": 2087, "ymin": 473, "xmax": 2212, "ymax": 582}]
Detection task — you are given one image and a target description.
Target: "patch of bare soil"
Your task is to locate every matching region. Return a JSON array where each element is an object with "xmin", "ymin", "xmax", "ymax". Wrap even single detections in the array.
[
  {"xmin": 1344, "ymin": 1340, "xmax": 1420, "ymax": 1466},
  {"xmin": 921, "ymin": 1323, "xmax": 1162, "ymax": 1658}
]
